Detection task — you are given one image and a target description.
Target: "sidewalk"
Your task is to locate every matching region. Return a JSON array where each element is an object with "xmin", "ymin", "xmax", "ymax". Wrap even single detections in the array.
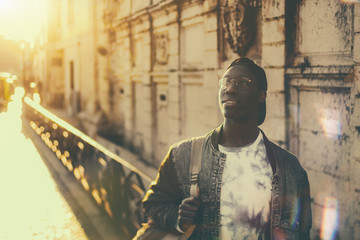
[{"xmin": 0, "ymin": 91, "xmax": 124, "ymax": 240}]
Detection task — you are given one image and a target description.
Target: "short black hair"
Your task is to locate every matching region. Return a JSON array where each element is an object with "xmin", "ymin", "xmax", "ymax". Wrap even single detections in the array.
[{"xmin": 226, "ymin": 57, "xmax": 267, "ymax": 125}]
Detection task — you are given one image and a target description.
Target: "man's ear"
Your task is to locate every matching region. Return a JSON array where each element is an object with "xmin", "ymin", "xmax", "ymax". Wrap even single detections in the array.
[{"xmin": 258, "ymin": 90, "xmax": 266, "ymax": 103}]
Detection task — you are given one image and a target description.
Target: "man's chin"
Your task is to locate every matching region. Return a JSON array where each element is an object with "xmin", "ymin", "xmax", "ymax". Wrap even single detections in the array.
[{"xmin": 223, "ymin": 111, "xmax": 254, "ymax": 123}]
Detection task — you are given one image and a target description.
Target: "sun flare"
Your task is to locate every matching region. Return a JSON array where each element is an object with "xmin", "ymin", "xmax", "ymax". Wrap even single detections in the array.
[{"xmin": 0, "ymin": 0, "xmax": 47, "ymax": 45}]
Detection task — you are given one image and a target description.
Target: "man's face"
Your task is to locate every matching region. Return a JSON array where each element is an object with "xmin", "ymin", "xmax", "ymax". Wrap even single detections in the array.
[{"xmin": 218, "ymin": 64, "xmax": 265, "ymax": 122}]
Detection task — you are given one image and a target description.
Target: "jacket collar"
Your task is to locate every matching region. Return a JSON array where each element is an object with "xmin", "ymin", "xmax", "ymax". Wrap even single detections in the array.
[{"xmin": 210, "ymin": 125, "xmax": 277, "ymax": 174}]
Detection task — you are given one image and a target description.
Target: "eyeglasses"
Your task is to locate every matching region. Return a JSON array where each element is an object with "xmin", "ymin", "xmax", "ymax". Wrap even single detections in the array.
[{"xmin": 219, "ymin": 77, "xmax": 253, "ymax": 89}]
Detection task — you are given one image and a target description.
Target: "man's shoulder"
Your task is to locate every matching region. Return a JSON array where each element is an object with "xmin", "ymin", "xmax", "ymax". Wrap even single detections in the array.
[
  {"xmin": 268, "ymin": 141, "xmax": 297, "ymax": 161},
  {"xmin": 169, "ymin": 131, "xmax": 212, "ymax": 151},
  {"xmin": 169, "ymin": 137, "xmax": 192, "ymax": 152},
  {"xmin": 266, "ymin": 139, "xmax": 307, "ymax": 174}
]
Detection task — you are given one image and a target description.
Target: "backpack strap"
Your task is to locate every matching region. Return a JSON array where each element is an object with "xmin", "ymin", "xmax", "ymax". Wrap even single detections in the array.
[{"xmin": 189, "ymin": 136, "xmax": 205, "ymax": 198}]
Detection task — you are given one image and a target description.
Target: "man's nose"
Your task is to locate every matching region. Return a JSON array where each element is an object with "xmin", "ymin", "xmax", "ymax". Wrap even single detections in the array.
[{"xmin": 225, "ymin": 82, "xmax": 238, "ymax": 94}]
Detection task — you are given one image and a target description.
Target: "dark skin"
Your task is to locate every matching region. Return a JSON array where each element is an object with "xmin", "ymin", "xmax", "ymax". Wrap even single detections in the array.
[
  {"xmin": 178, "ymin": 64, "xmax": 266, "ymax": 232},
  {"xmin": 218, "ymin": 64, "xmax": 266, "ymax": 147}
]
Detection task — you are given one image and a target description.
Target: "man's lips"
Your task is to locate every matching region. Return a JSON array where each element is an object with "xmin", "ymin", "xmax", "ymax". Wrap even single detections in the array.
[{"xmin": 222, "ymin": 99, "xmax": 239, "ymax": 106}]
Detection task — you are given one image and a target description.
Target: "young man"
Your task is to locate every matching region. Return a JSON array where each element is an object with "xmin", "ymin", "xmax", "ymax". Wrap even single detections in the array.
[{"xmin": 140, "ymin": 58, "xmax": 312, "ymax": 239}]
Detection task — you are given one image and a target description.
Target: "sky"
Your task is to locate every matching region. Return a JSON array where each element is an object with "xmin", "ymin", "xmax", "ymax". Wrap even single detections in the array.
[{"xmin": 0, "ymin": 0, "xmax": 47, "ymax": 46}]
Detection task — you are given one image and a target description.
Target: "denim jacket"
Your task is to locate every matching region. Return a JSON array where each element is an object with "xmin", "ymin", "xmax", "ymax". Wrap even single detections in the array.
[{"xmin": 142, "ymin": 126, "xmax": 312, "ymax": 240}]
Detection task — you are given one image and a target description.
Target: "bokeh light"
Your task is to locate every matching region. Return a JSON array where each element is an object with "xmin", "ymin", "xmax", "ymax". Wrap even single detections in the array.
[
  {"xmin": 320, "ymin": 197, "xmax": 339, "ymax": 240},
  {"xmin": 318, "ymin": 108, "xmax": 342, "ymax": 139}
]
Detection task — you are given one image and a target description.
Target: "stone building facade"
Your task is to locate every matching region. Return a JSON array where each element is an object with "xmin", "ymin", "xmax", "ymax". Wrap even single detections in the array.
[
  {"xmin": 43, "ymin": 0, "xmax": 109, "ymax": 119},
  {"xmin": 38, "ymin": 0, "xmax": 360, "ymax": 238}
]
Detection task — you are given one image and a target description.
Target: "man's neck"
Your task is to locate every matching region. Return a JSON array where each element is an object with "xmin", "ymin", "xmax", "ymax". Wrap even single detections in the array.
[{"xmin": 220, "ymin": 119, "xmax": 259, "ymax": 147}]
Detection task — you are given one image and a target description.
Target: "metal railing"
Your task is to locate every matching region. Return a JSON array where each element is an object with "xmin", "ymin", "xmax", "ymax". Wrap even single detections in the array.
[{"xmin": 23, "ymin": 97, "xmax": 152, "ymax": 237}]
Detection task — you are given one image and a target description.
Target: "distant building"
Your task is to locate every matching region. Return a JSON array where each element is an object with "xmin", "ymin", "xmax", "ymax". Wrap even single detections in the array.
[
  {"xmin": 0, "ymin": 36, "xmax": 23, "ymax": 80},
  {"xmin": 42, "ymin": 0, "xmax": 108, "ymax": 120}
]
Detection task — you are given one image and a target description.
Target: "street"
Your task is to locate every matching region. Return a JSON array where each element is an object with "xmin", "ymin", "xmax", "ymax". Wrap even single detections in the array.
[{"xmin": 0, "ymin": 89, "xmax": 121, "ymax": 240}]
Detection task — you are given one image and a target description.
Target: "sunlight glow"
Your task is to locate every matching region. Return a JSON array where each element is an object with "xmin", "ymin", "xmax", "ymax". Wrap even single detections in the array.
[
  {"xmin": 0, "ymin": 87, "xmax": 88, "ymax": 239},
  {"xmin": 320, "ymin": 197, "xmax": 339, "ymax": 240},
  {"xmin": 0, "ymin": 0, "xmax": 47, "ymax": 45},
  {"xmin": 341, "ymin": 0, "xmax": 360, "ymax": 3},
  {"xmin": 318, "ymin": 108, "xmax": 342, "ymax": 139}
]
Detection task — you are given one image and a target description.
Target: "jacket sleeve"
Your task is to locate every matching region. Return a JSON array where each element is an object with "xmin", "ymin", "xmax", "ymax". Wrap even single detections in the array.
[
  {"xmin": 299, "ymin": 170, "xmax": 312, "ymax": 240},
  {"xmin": 142, "ymin": 147, "xmax": 183, "ymax": 231}
]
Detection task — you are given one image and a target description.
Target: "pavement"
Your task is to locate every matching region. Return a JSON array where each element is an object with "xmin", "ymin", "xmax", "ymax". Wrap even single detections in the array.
[{"xmin": 0, "ymin": 90, "xmax": 127, "ymax": 240}]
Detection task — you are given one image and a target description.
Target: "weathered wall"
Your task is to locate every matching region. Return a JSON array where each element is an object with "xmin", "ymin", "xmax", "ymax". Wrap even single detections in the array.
[
  {"xmin": 108, "ymin": 0, "xmax": 226, "ymax": 164},
  {"xmin": 351, "ymin": 4, "xmax": 360, "ymax": 238},
  {"xmin": 285, "ymin": 0, "xmax": 359, "ymax": 238},
  {"xmin": 45, "ymin": 0, "xmax": 103, "ymax": 120},
  {"xmin": 261, "ymin": 0, "xmax": 287, "ymax": 148},
  {"xmin": 103, "ymin": 0, "xmax": 360, "ymax": 238}
]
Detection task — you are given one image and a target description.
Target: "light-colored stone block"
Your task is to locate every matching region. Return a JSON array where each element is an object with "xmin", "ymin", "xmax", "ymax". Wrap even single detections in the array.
[
  {"xmin": 168, "ymin": 86, "xmax": 179, "ymax": 102},
  {"xmin": 355, "ymin": 4, "xmax": 360, "ymax": 32},
  {"xmin": 299, "ymin": 129, "xmax": 350, "ymax": 174},
  {"xmin": 202, "ymin": 87, "xmax": 218, "ymax": 108},
  {"xmin": 168, "ymin": 25, "xmax": 179, "ymax": 39},
  {"xmin": 205, "ymin": 13, "xmax": 217, "ymax": 32},
  {"xmin": 262, "ymin": 18, "xmax": 285, "ymax": 44},
  {"xmin": 152, "ymin": 12, "xmax": 169, "ymax": 29},
  {"xmin": 354, "ymin": 34, "xmax": 360, "ymax": 63},
  {"xmin": 141, "ymin": 84, "xmax": 151, "ymax": 99},
  {"xmin": 262, "ymin": 43, "xmax": 285, "ymax": 67},
  {"xmin": 204, "ymin": 31, "xmax": 217, "ymax": 51},
  {"xmin": 168, "ymin": 73, "xmax": 179, "ymax": 86},
  {"xmin": 202, "ymin": 0, "xmax": 217, "ymax": 11},
  {"xmin": 350, "ymin": 97, "xmax": 360, "ymax": 127},
  {"xmin": 202, "ymin": 71, "xmax": 218, "ymax": 88},
  {"xmin": 181, "ymin": 23, "xmax": 205, "ymax": 69},
  {"xmin": 262, "ymin": 0, "xmax": 285, "ymax": 19},
  {"xmin": 298, "ymin": 88, "xmax": 350, "ymax": 135},
  {"xmin": 181, "ymin": 4, "xmax": 202, "ymax": 21},
  {"xmin": 203, "ymin": 106, "xmax": 222, "ymax": 129},
  {"xmin": 266, "ymin": 92, "xmax": 285, "ymax": 118},
  {"xmin": 260, "ymin": 116, "xmax": 286, "ymax": 143},
  {"xmin": 264, "ymin": 68, "xmax": 285, "ymax": 92},
  {"xmin": 168, "ymin": 101, "xmax": 180, "ymax": 118},
  {"xmin": 168, "ymin": 55, "xmax": 179, "ymax": 70},
  {"xmin": 297, "ymin": 0, "xmax": 352, "ymax": 54},
  {"xmin": 203, "ymin": 50, "xmax": 218, "ymax": 69},
  {"xmin": 168, "ymin": 38, "xmax": 178, "ymax": 55},
  {"xmin": 118, "ymin": 0, "xmax": 131, "ymax": 18},
  {"xmin": 168, "ymin": 116, "xmax": 181, "ymax": 134},
  {"xmin": 132, "ymin": 0, "xmax": 150, "ymax": 14}
]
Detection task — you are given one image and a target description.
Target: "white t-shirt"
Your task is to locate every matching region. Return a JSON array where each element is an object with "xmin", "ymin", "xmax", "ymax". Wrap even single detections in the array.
[{"xmin": 219, "ymin": 132, "xmax": 272, "ymax": 240}]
